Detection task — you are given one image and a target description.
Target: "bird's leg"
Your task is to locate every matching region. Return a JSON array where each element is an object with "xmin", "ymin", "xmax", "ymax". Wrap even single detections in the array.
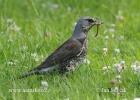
[
  {"xmin": 69, "ymin": 66, "xmax": 74, "ymax": 76},
  {"xmin": 71, "ymin": 70, "xmax": 74, "ymax": 76}
]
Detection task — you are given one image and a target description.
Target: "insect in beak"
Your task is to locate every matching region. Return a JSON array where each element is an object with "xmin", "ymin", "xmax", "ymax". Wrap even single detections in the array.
[{"xmin": 94, "ymin": 20, "xmax": 103, "ymax": 37}]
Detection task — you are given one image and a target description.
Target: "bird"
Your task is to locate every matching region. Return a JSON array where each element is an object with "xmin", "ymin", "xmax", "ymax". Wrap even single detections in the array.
[{"xmin": 17, "ymin": 16, "xmax": 103, "ymax": 79}]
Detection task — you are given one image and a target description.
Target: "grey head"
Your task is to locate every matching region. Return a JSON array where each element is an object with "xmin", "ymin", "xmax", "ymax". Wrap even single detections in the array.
[{"xmin": 72, "ymin": 16, "xmax": 103, "ymax": 39}]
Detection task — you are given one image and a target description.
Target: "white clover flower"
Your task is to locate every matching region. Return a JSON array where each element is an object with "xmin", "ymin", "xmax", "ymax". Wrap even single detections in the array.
[
  {"xmin": 52, "ymin": 4, "xmax": 59, "ymax": 8},
  {"xmin": 14, "ymin": 26, "xmax": 20, "ymax": 32},
  {"xmin": 116, "ymin": 75, "xmax": 121, "ymax": 79},
  {"xmin": 115, "ymin": 49, "xmax": 120, "ymax": 53},
  {"xmin": 105, "ymin": 36, "xmax": 109, "ymax": 40},
  {"xmin": 31, "ymin": 53, "xmax": 40, "ymax": 62},
  {"xmin": 134, "ymin": 61, "xmax": 140, "ymax": 66},
  {"xmin": 102, "ymin": 66, "xmax": 111, "ymax": 70},
  {"xmin": 8, "ymin": 62, "xmax": 14, "ymax": 65},
  {"xmin": 114, "ymin": 63, "xmax": 123, "ymax": 73},
  {"xmin": 31, "ymin": 53, "xmax": 45, "ymax": 62},
  {"xmin": 116, "ymin": 11, "xmax": 124, "ymax": 20},
  {"xmin": 108, "ymin": 66, "xmax": 111, "ymax": 69},
  {"xmin": 120, "ymin": 61, "xmax": 126, "ymax": 69},
  {"xmin": 8, "ymin": 61, "xmax": 16, "ymax": 66},
  {"xmin": 116, "ymin": 15, "xmax": 124, "ymax": 20},
  {"xmin": 31, "ymin": 53, "xmax": 37, "ymax": 57},
  {"xmin": 109, "ymin": 28, "xmax": 115, "ymax": 33},
  {"xmin": 131, "ymin": 64, "xmax": 137, "ymax": 71},
  {"xmin": 120, "ymin": 61, "xmax": 125, "ymax": 64},
  {"xmin": 13, "ymin": 22, "xmax": 21, "ymax": 32},
  {"xmin": 41, "ymin": 81, "xmax": 48, "ymax": 87},
  {"xmin": 83, "ymin": 58, "xmax": 90, "ymax": 65},
  {"xmin": 130, "ymin": 61, "xmax": 140, "ymax": 74},
  {"xmin": 102, "ymin": 66, "xmax": 111, "ymax": 75},
  {"xmin": 103, "ymin": 48, "xmax": 108, "ymax": 52},
  {"xmin": 7, "ymin": 18, "xmax": 13, "ymax": 23},
  {"xmin": 103, "ymin": 48, "xmax": 108, "ymax": 56},
  {"xmin": 102, "ymin": 66, "xmax": 108, "ymax": 70},
  {"xmin": 114, "ymin": 87, "xmax": 119, "ymax": 92},
  {"xmin": 41, "ymin": 81, "xmax": 48, "ymax": 90},
  {"xmin": 110, "ymin": 24, "xmax": 116, "ymax": 27},
  {"xmin": 116, "ymin": 67, "xmax": 122, "ymax": 73},
  {"xmin": 136, "ymin": 66, "xmax": 140, "ymax": 70},
  {"xmin": 114, "ymin": 63, "xmax": 121, "ymax": 68},
  {"xmin": 114, "ymin": 86, "xmax": 119, "ymax": 90}
]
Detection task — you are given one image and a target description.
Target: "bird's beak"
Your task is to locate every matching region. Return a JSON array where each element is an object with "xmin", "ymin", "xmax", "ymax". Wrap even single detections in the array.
[{"xmin": 93, "ymin": 20, "xmax": 103, "ymax": 25}]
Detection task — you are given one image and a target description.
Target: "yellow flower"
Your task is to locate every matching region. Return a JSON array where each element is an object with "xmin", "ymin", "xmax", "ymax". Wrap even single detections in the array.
[{"xmin": 118, "ymin": 23, "xmax": 123, "ymax": 28}]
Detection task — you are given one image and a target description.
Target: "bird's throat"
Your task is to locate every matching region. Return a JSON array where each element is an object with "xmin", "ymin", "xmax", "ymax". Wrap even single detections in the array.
[{"xmin": 72, "ymin": 31, "xmax": 87, "ymax": 39}]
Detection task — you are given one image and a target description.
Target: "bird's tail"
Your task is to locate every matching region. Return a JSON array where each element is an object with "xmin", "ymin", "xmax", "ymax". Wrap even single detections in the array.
[
  {"xmin": 18, "ymin": 71, "xmax": 35, "ymax": 79},
  {"xmin": 13, "ymin": 70, "xmax": 38, "ymax": 80},
  {"xmin": 13, "ymin": 66, "xmax": 57, "ymax": 80}
]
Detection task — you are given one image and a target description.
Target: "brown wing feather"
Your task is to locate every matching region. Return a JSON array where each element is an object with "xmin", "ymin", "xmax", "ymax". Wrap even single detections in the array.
[{"xmin": 30, "ymin": 38, "xmax": 82, "ymax": 71}]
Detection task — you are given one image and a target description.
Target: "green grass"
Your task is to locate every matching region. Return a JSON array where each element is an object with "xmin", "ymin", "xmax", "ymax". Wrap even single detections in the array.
[{"xmin": 0, "ymin": 0, "xmax": 140, "ymax": 99}]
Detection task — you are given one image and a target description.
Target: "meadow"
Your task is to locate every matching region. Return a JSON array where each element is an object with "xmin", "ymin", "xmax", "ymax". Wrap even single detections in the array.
[{"xmin": 0, "ymin": 0, "xmax": 140, "ymax": 99}]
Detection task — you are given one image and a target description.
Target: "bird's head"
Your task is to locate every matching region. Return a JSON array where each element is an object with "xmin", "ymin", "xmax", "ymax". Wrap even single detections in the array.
[
  {"xmin": 72, "ymin": 16, "xmax": 103, "ymax": 39},
  {"xmin": 77, "ymin": 16, "xmax": 103, "ymax": 32}
]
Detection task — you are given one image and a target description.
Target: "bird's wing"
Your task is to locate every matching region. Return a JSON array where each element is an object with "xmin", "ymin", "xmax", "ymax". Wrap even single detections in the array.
[{"xmin": 30, "ymin": 38, "xmax": 82, "ymax": 71}]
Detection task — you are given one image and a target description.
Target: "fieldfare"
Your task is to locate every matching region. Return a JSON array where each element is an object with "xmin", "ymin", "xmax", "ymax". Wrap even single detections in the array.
[{"xmin": 17, "ymin": 16, "xmax": 103, "ymax": 79}]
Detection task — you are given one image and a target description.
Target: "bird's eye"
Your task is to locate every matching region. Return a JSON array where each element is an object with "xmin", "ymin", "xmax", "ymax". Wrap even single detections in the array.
[{"xmin": 87, "ymin": 19, "xmax": 94, "ymax": 23}]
